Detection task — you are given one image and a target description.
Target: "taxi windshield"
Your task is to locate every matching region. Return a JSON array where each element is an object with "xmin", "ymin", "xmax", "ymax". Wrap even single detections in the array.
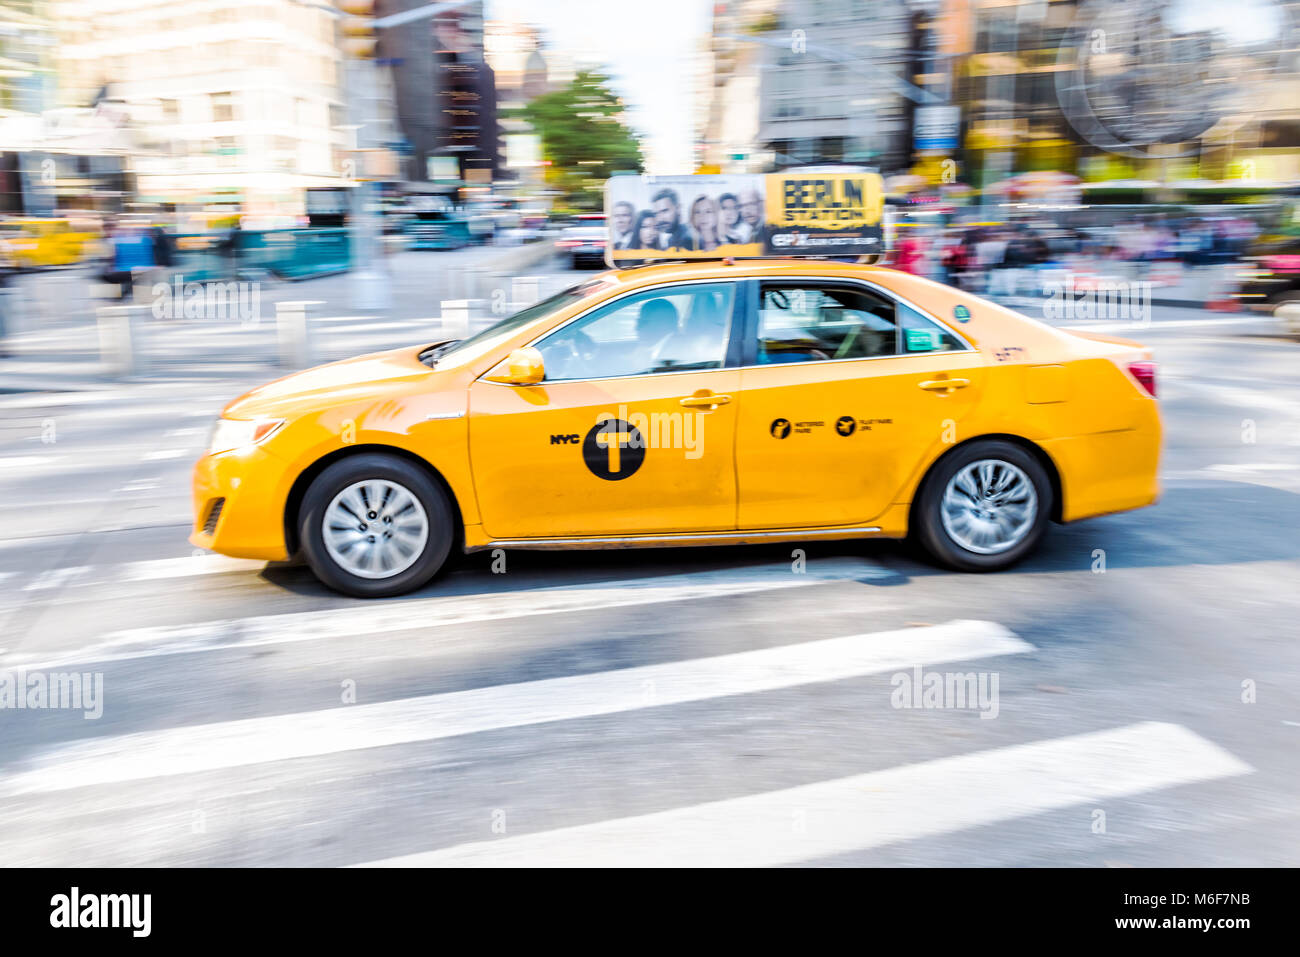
[{"xmin": 431, "ymin": 279, "xmax": 611, "ymax": 368}]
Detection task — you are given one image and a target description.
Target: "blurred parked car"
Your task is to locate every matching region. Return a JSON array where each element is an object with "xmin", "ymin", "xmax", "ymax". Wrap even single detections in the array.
[
  {"xmin": 556, "ymin": 214, "xmax": 608, "ymax": 269},
  {"xmin": 1236, "ymin": 235, "xmax": 1300, "ymax": 315}
]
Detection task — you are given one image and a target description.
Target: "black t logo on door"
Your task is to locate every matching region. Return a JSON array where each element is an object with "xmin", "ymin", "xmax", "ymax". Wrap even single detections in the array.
[{"xmin": 583, "ymin": 418, "xmax": 646, "ymax": 480}]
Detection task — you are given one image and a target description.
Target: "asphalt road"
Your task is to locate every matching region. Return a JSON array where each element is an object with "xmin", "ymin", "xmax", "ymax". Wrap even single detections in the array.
[{"xmin": 0, "ymin": 256, "xmax": 1297, "ymax": 866}]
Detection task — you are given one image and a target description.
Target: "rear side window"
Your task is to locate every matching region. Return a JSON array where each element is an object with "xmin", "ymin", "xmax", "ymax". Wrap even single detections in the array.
[
  {"xmin": 757, "ymin": 284, "xmax": 898, "ymax": 364},
  {"xmin": 896, "ymin": 302, "xmax": 966, "ymax": 354},
  {"xmin": 756, "ymin": 282, "xmax": 965, "ymax": 364}
]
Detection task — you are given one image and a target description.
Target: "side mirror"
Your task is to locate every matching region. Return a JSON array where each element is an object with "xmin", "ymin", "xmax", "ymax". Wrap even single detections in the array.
[{"xmin": 484, "ymin": 346, "xmax": 545, "ymax": 386}]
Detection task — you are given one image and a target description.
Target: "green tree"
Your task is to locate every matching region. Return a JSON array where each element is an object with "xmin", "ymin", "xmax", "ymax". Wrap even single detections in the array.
[{"xmin": 518, "ymin": 69, "xmax": 645, "ymax": 210}]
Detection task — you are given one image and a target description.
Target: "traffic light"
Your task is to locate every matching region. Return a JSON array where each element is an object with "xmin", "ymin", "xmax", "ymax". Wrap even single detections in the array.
[{"xmin": 338, "ymin": 0, "xmax": 377, "ymax": 58}]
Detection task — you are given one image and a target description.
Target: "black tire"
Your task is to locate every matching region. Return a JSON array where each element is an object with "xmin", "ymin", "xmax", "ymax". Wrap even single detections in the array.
[
  {"xmin": 913, "ymin": 439, "xmax": 1052, "ymax": 572},
  {"xmin": 299, "ymin": 453, "xmax": 455, "ymax": 598}
]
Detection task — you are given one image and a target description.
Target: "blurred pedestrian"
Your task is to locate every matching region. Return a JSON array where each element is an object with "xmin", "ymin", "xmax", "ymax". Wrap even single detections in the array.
[
  {"xmin": 941, "ymin": 233, "xmax": 972, "ymax": 289},
  {"xmin": 895, "ymin": 231, "xmax": 926, "ymax": 276}
]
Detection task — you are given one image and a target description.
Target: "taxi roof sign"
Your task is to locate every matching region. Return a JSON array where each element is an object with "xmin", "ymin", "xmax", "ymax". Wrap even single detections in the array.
[{"xmin": 603, "ymin": 171, "xmax": 886, "ymax": 269}]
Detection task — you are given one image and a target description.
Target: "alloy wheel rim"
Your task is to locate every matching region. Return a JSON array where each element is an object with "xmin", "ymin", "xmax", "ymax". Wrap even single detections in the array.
[
  {"xmin": 940, "ymin": 459, "xmax": 1038, "ymax": 555},
  {"xmin": 323, "ymin": 479, "xmax": 429, "ymax": 579}
]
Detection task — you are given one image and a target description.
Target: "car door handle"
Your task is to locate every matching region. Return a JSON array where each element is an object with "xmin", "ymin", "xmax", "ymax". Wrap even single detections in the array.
[
  {"xmin": 679, "ymin": 393, "xmax": 732, "ymax": 408},
  {"xmin": 918, "ymin": 378, "xmax": 971, "ymax": 393}
]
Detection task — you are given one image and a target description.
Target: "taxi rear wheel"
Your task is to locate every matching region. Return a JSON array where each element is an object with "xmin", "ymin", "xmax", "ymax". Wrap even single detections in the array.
[
  {"xmin": 299, "ymin": 454, "xmax": 454, "ymax": 598},
  {"xmin": 914, "ymin": 440, "xmax": 1051, "ymax": 572}
]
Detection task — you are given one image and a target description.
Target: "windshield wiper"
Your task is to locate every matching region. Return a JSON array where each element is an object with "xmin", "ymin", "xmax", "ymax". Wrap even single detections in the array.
[{"xmin": 419, "ymin": 340, "xmax": 461, "ymax": 367}]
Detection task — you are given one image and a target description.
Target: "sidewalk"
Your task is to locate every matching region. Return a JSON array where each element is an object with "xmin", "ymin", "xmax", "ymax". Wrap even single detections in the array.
[{"xmin": 0, "ymin": 243, "xmax": 562, "ymax": 393}]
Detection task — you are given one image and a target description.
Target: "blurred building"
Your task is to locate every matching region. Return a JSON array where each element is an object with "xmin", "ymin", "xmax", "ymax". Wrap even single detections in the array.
[
  {"xmin": 697, "ymin": 0, "xmax": 1300, "ymax": 195},
  {"xmin": 758, "ymin": 0, "xmax": 914, "ymax": 170},
  {"xmin": 695, "ymin": 0, "xmax": 781, "ymax": 172},
  {"xmin": 3, "ymin": 1, "xmax": 133, "ymax": 217},
  {"xmin": 485, "ymin": 19, "xmax": 548, "ymax": 184},
  {"xmin": 1, "ymin": 1, "xmax": 54, "ymax": 115},
  {"xmin": 697, "ymin": 0, "xmax": 916, "ymax": 173},
  {"xmin": 955, "ymin": 0, "xmax": 1300, "ymax": 196},
  {"xmin": 381, "ymin": 0, "xmax": 499, "ymax": 186},
  {"xmin": 52, "ymin": 0, "xmax": 349, "ymax": 216}
]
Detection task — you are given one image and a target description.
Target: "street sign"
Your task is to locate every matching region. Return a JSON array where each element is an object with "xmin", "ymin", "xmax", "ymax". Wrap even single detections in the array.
[{"xmin": 914, "ymin": 105, "xmax": 961, "ymax": 152}]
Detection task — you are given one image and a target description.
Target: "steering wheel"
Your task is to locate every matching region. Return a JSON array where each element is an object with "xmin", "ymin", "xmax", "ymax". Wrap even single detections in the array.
[{"xmin": 552, "ymin": 330, "xmax": 596, "ymax": 377}]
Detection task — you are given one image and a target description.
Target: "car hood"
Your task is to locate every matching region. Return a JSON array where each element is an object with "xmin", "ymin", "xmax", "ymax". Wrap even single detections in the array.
[{"xmin": 222, "ymin": 345, "xmax": 443, "ymax": 419}]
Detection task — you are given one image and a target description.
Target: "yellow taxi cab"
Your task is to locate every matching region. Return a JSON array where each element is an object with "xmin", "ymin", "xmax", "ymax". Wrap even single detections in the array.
[
  {"xmin": 191, "ymin": 257, "xmax": 1161, "ymax": 597},
  {"xmin": 0, "ymin": 217, "xmax": 98, "ymax": 268}
]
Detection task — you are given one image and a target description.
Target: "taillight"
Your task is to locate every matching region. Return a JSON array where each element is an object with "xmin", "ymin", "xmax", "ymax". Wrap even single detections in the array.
[
  {"xmin": 556, "ymin": 239, "xmax": 581, "ymax": 248},
  {"xmin": 1128, "ymin": 360, "xmax": 1157, "ymax": 397}
]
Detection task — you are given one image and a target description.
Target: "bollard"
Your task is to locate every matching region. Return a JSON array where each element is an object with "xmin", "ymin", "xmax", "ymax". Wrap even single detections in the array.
[
  {"xmin": 1276, "ymin": 301, "xmax": 1300, "ymax": 336},
  {"xmin": 465, "ymin": 265, "xmax": 489, "ymax": 301},
  {"xmin": 511, "ymin": 275, "xmax": 541, "ymax": 309},
  {"xmin": 97, "ymin": 305, "xmax": 149, "ymax": 377},
  {"xmin": 439, "ymin": 299, "xmax": 471, "ymax": 340},
  {"xmin": 0, "ymin": 289, "xmax": 11, "ymax": 353},
  {"xmin": 276, "ymin": 300, "xmax": 320, "ymax": 369}
]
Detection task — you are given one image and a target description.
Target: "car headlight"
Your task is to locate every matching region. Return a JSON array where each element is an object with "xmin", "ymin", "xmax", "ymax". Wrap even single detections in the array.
[{"xmin": 208, "ymin": 417, "xmax": 285, "ymax": 455}]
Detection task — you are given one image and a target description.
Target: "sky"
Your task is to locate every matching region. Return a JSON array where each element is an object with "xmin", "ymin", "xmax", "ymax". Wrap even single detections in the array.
[{"xmin": 486, "ymin": 0, "xmax": 713, "ymax": 174}]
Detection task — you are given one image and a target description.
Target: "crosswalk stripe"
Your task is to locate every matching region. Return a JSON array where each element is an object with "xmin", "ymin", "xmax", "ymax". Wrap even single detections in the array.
[
  {"xmin": 115, "ymin": 554, "xmax": 268, "ymax": 581},
  {"xmin": 0, "ymin": 456, "xmax": 57, "ymax": 470},
  {"xmin": 4, "ymin": 554, "xmax": 270, "ymax": 588},
  {"xmin": 357, "ymin": 721, "xmax": 1253, "ymax": 868},
  {"xmin": 5, "ymin": 557, "xmax": 897, "ymax": 669},
  {"xmin": 0, "ymin": 619, "xmax": 1027, "ymax": 795},
  {"xmin": 22, "ymin": 566, "xmax": 90, "ymax": 592}
]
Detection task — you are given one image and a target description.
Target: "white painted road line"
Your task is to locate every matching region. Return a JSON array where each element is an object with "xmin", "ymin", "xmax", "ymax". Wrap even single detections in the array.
[
  {"xmin": 1059, "ymin": 316, "xmax": 1264, "ymax": 332},
  {"xmin": 359, "ymin": 722, "xmax": 1252, "ymax": 868},
  {"xmin": 6, "ymin": 557, "xmax": 896, "ymax": 669},
  {"xmin": 0, "ymin": 620, "xmax": 1027, "ymax": 795},
  {"xmin": 0, "ymin": 456, "xmax": 57, "ymax": 470},
  {"xmin": 140, "ymin": 449, "xmax": 189, "ymax": 461},
  {"xmin": 1205, "ymin": 463, "xmax": 1295, "ymax": 473},
  {"xmin": 115, "ymin": 554, "xmax": 268, "ymax": 582},
  {"xmin": 22, "ymin": 566, "xmax": 90, "ymax": 592}
]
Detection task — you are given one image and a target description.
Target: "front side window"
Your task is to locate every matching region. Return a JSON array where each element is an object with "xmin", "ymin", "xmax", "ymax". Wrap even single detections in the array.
[
  {"xmin": 536, "ymin": 282, "xmax": 735, "ymax": 382},
  {"xmin": 433, "ymin": 280, "xmax": 610, "ymax": 368},
  {"xmin": 756, "ymin": 282, "xmax": 966, "ymax": 364}
]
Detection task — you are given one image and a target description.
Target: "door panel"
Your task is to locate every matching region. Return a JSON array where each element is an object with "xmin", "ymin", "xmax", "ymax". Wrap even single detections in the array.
[
  {"xmin": 469, "ymin": 371, "xmax": 739, "ymax": 539},
  {"xmin": 735, "ymin": 280, "xmax": 984, "ymax": 529},
  {"xmin": 469, "ymin": 279, "xmax": 743, "ymax": 540}
]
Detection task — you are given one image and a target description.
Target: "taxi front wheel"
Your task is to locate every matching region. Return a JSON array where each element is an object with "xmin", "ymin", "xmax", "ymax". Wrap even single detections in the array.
[
  {"xmin": 914, "ymin": 440, "xmax": 1052, "ymax": 572},
  {"xmin": 299, "ymin": 453, "xmax": 454, "ymax": 598}
]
